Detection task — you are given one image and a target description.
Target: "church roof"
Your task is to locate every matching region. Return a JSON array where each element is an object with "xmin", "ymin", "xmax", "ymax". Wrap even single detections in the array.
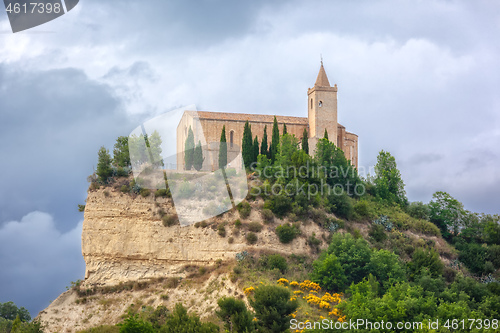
[
  {"xmin": 185, "ymin": 111, "xmax": 309, "ymax": 126},
  {"xmin": 315, "ymin": 62, "xmax": 331, "ymax": 87}
]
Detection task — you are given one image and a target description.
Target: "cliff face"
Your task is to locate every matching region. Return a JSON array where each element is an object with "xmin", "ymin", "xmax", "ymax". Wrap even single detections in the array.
[{"xmin": 82, "ymin": 189, "xmax": 326, "ymax": 286}]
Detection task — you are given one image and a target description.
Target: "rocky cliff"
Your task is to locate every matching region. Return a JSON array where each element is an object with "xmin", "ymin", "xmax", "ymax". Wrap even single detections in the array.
[{"xmin": 82, "ymin": 188, "xmax": 326, "ymax": 286}]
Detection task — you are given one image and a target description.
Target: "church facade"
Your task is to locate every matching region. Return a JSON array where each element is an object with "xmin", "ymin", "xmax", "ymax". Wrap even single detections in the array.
[{"xmin": 176, "ymin": 63, "xmax": 358, "ymax": 171}]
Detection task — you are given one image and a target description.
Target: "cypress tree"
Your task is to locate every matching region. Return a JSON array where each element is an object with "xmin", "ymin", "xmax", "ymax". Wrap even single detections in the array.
[
  {"xmin": 219, "ymin": 126, "xmax": 227, "ymax": 169},
  {"xmin": 302, "ymin": 128, "xmax": 309, "ymax": 155},
  {"xmin": 270, "ymin": 116, "xmax": 280, "ymax": 163},
  {"xmin": 324, "ymin": 128, "xmax": 329, "ymax": 140},
  {"xmin": 184, "ymin": 126, "xmax": 195, "ymax": 170},
  {"xmin": 96, "ymin": 146, "xmax": 112, "ymax": 183},
  {"xmin": 193, "ymin": 141, "xmax": 204, "ymax": 171},
  {"xmin": 242, "ymin": 121, "xmax": 253, "ymax": 168},
  {"xmin": 283, "ymin": 123, "xmax": 287, "ymax": 135},
  {"xmin": 253, "ymin": 135, "xmax": 259, "ymax": 165},
  {"xmin": 261, "ymin": 125, "xmax": 268, "ymax": 157}
]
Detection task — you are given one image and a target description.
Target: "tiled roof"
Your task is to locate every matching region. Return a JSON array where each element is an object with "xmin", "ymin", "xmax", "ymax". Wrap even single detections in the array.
[{"xmin": 185, "ymin": 111, "xmax": 309, "ymax": 125}]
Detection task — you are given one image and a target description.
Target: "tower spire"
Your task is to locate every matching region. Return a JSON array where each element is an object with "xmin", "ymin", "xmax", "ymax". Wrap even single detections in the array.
[{"xmin": 314, "ymin": 60, "xmax": 330, "ymax": 87}]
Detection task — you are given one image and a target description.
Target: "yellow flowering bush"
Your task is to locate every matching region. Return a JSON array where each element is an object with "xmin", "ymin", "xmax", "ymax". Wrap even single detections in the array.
[
  {"xmin": 277, "ymin": 278, "xmax": 289, "ymax": 286},
  {"xmin": 244, "ymin": 286, "xmax": 255, "ymax": 295}
]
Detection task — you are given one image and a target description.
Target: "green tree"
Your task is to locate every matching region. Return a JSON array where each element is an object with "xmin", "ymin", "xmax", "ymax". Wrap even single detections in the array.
[
  {"xmin": 250, "ymin": 285, "xmax": 298, "ymax": 333},
  {"xmin": 323, "ymin": 128, "xmax": 329, "ymax": 140},
  {"xmin": 218, "ymin": 126, "xmax": 227, "ymax": 170},
  {"xmin": 367, "ymin": 249, "xmax": 406, "ymax": 292},
  {"xmin": 311, "ymin": 253, "xmax": 347, "ymax": 291},
  {"xmin": 184, "ymin": 126, "xmax": 195, "ymax": 170},
  {"xmin": 407, "ymin": 248, "xmax": 444, "ymax": 280},
  {"xmin": 301, "ymin": 128, "xmax": 309, "ymax": 155},
  {"xmin": 270, "ymin": 116, "xmax": 280, "ymax": 163},
  {"xmin": 260, "ymin": 125, "xmax": 269, "ymax": 157},
  {"xmin": 96, "ymin": 146, "xmax": 113, "ymax": 183},
  {"xmin": 216, "ymin": 297, "xmax": 255, "ymax": 333},
  {"xmin": 428, "ymin": 191, "xmax": 465, "ymax": 239},
  {"xmin": 242, "ymin": 121, "xmax": 253, "ymax": 168},
  {"xmin": 252, "ymin": 135, "xmax": 259, "ymax": 166},
  {"xmin": 113, "ymin": 136, "xmax": 131, "ymax": 168},
  {"xmin": 0, "ymin": 302, "xmax": 30, "ymax": 322},
  {"xmin": 193, "ymin": 141, "xmax": 204, "ymax": 171},
  {"xmin": 373, "ymin": 150, "xmax": 407, "ymax": 207},
  {"xmin": 148, "ymin": 130, "xmax": 164, "ymax": 168},
  {"xmin": 160, "ymin": 304, "xmax": 218, "ymax": 333},
  {"xmin": 118, "ymin": 314, "xmax": 154, "ymax": 333},
  {"xmin": 282, "ymin": 123, "xmax": 287, "ymax": 135}
]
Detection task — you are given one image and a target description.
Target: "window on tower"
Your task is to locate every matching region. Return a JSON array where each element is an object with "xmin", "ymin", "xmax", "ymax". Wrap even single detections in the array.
[
  {"xmin": 319, "ymin": 101, "xmax": 323, "ymax": 107},
  {"xmin": 310, "ymin": 98, "xmax": 313, "ymax": 109},
  {"xmin": 230, "ymin": 130, "xmax": 234, "ymax": 148}
]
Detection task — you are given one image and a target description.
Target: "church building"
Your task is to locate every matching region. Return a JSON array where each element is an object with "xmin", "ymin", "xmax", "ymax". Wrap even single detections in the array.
[{"xmin": 176, "ymin": 63, "xmax": 358, "ymax": 170}]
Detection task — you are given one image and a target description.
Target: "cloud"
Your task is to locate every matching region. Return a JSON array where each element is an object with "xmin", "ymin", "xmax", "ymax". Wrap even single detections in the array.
[
  {"xmin": 0, "ymin": 211, "xmax": 85, "ymax": 316},
  {"xmin": 0, "ymin": 64, "xmax": 133, "ymax": 225}
]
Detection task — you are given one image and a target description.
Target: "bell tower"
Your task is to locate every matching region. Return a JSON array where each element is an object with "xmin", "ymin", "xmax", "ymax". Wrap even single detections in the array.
[{"xmin": 307, "ymin": 61, "xmax": 338, "ymax": 144}]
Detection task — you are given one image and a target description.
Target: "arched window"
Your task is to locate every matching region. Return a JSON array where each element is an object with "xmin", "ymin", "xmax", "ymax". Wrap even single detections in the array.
[
  {"xmin": 230, "ymin": 130, "xmax": 234, "ymax": 148},
  {"xmin": 319, "ymin": 100, "xmax": 323, "ymax": 107}
]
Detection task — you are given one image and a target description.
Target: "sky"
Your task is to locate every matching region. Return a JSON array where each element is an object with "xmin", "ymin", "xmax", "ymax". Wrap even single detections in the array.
[{"xmin": 0, "ymin": 0, "xmax": 499, "ymax": 317}]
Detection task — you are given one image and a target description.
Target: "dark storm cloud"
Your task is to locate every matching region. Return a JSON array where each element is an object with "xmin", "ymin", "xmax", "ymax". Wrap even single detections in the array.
[
  {"xmin": 0, "ymin": 64, "xmax": 132, "ymax": 227},
  {"xmin": 0, "ymin": 212, "xmax": 84, "ymax": 316}
]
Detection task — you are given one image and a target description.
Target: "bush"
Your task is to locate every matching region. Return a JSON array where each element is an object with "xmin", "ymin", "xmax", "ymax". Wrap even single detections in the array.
[
  {"xmin": 407, "ymin": 201, "xmax": 430, "ymax": 220},
  {"xmin": 121, "ymin": 185, "xmax": 129, "ymax": 193},
  {"xmin": 275, "ymin": 223, "xmax": 300, "ymax": 244},
  {"xmin": 264, "ymin": 195, "xmax": 292, "ymax": 218},
  {"xmin": 234, "ymin": 219, "xmax": 242, "ymax": 228},
  {"xmin": 155, "ymin": 188, "xmax": 169, "ymax": 198},
  {"xmin": 247, "ymin": 222, "xmax": 263, "ymax": 233},
  {"xmin": 307, "ymin": 233, "xmax": 322, "ymax": 251},
  {"xmin": 249, "ymin": 285, "xmax": 298, "ymax": 333},
  {"xmin": 260, "ymin": 254, "xmax": 288, "ymax": 273},
  {"xmin": 261, "ymin": 209, "xmax": 274, "ymax": 223},
  {"xmin": 237, "ymin": 202, "xmax": 252, "ymax": 219},
  {"xmin": 216, "ymin": 297, "xmax": 254, "ymax": 333},
  {"xmin": 327, "ymin": 193, "xmax": 353, "ymax": 220},
  {"xmin": 228, "ymin": 237, "xmax": 234, "ymax": 244},
  {"xmin": 246, "ymin": 232, "xmax": 258, "ymax": 245},
  {"xmin": 218, "ymin": 224, "xmax": 226, "ymax": 237},
  {"xmin": 78, "ymin": 204, "xmax": 86, "ymax": 212},
  {"xmin": 369, "ymin": 224, "xmax": 387, "ymax": 242},
  {"xmin": 407, "ymin": 248, "xmax": 444, "ymax": 279},
  {"xmin": 312, "ymin": 253, "xmax": 348, "ymax": 291},
  {"xmin": 162, "ymin": 215, "xmax": 178, "ymax": 227},
  {"xmin": 140, "ymin": 188, "xmax": 151, "ymax": 197}
]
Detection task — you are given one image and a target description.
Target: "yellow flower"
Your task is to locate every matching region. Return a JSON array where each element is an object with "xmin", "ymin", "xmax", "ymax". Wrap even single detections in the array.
[
  {"xmin": 244, "ymin": 286, "xmax": 255, "ymax": 295},
  {"xmin": 277, "ymin": 278, "xmax": 289, "ymax": 286}
]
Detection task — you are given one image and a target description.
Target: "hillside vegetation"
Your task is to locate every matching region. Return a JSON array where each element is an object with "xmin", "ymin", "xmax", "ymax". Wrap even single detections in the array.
[{"xmin": 3, "ymin": 124, "xmax": 499, "ymax": 333}]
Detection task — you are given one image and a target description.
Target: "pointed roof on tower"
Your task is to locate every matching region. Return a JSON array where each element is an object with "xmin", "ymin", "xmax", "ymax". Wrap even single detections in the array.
[{"xmin": 315, "ymin": 61, "xmax": 330, "ymax": 87}]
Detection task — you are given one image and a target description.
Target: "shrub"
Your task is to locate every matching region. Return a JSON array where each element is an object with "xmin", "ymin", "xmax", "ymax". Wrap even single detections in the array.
[
  {"xmin": 216, "ymin": 297, "xmax": 254, "ymax": 333},
  {"xmin": 78, "ymin": 204, "xmax": 86, "ymax": 212},
  {"xmin": 247, "ymin": 222, "xmax": 263, "ymax": 233},
  {"xmin": 228, "ymin": 237, "xmax": 234, "ymax": 244},
  {"xmin": 218, "ymin": 224, "xmax": 226, "ymax": 237},
  {"xmin": 353, "ymin": 200, "xmax": 374, "ymax": 219},
  {"xmin": 154, "ymin": 188, "xmax": 169, "ymax": 198},
  {"xmin": 261, "ymin": 209, "xmax": 274, "ymax": 223},
  {"xmin": 275, "ymin": 223, "xmax": 300, "ymax": 244},
  {"xmin": 140, "ymin": 188, "xmax": 151, "ymax": 197},
  {"xmin": 407, "ymin": 201, "xmax": 430, "ymax": 220},
  {"xmin": 307, "ymin": 233, "xmax": 322, "ymax": 251},
  {"xmin": 407, "ymin": 248, "xmax": 444, "ymax": 279},
  {"xmin": 178, "ymin": 182, "xmax": 195, "ymax": 199},
  {"xmin": 234, "ymin": 219, "xmax": 242, "ymax": 228},
  {"xmin": 120, "ymin": 185, "xmax": 129, "ymax": 193},
  {"xmin": 249, "ymin": 285, "xmax": 298, "ymax": 333},
  {"xmin": 246, "ymin": 232, "xmax": 258, "ymax": 245},
  {"xmin": 260, "ymin": 254, "xmax": 288, "ymax": 273},
  {"xmin": 309, "ymin": 207, "xmax": 328, "ymax": 226},
  {"xmin": 162, "ymin": 215, "xmax": 178, "ymax": 227},
  {"xmin": 264, "ymin": 195, "xmax": 292, "ymax": 218},
  {"xmin": 237, "ymin": 202, "xmax": 251, "ymax": 219},
  {"xmin": 312, "ymin": 253, "xmax": 347, "ymax": 291},
  {"xmin": 327, "ymin": 193, "xmax": 353, "ymax": 220},
  {"xmin": 369, "ymin": 224, "xmax": 387, "ymax": 242}
]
